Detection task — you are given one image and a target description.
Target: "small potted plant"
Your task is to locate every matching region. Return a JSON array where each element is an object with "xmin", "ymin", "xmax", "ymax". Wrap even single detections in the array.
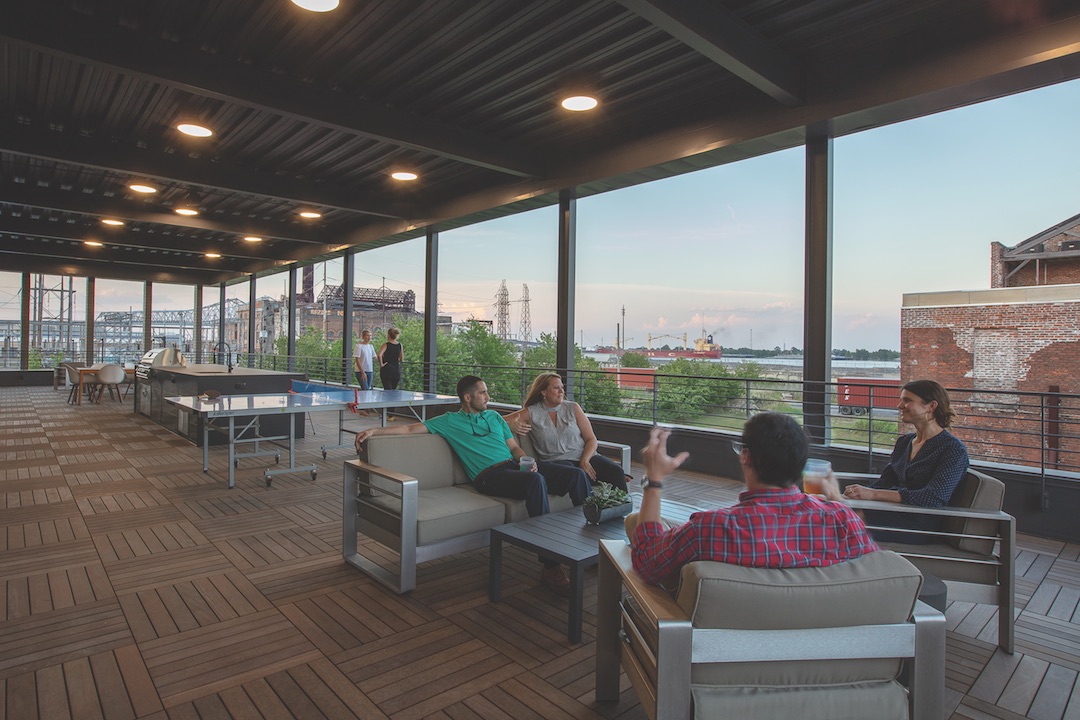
[{"xmin": 582, "ymin": 482, "xmax": 633, "ymax": 525}]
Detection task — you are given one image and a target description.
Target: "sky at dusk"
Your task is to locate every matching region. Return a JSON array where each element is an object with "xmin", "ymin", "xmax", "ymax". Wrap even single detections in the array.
[{"xmin": 4, "ymin": 77, "xmax": 1080, "ymax": 351}]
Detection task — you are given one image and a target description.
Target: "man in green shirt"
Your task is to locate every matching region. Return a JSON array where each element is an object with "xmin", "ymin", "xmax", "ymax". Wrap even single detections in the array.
[{"xmin": 354, "ymin": 375, "xmax": 590, "ymax": 593}]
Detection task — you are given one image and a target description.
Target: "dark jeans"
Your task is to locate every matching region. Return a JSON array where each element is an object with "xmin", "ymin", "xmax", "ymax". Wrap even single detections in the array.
[
  {"xmin": 473, "ymin": 460, "xmax": 590, "ymax": 518},
  {"xmin": 380, "ymin": 363, "xmax": 402, "ymax": 390},
  {"xmin": 541, "ymin": 455, "xmax": 629, "ymax": 492},
  {"xmin": 355, "ymin": 369, "xmax": 374, "ymax": 390}
]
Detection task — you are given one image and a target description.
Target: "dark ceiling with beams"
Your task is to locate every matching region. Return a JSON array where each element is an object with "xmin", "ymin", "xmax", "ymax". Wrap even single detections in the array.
[{"xmin": 3, "ymin": 0, "xmax": 1080, "ymax": 286}]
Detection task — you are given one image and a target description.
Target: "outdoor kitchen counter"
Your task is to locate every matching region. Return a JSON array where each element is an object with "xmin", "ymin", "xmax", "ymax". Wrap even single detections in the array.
[{"xmin": 136, "ymin": 365, "xmax": 308, "ymax": 445}]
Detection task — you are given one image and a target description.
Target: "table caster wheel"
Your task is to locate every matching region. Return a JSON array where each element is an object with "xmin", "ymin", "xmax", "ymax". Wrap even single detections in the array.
[
  {"xmin": 322, "ymin": 449, "xmax": 328, "ymax": 459},
  {"xmin": 274, "ymin": 452, "xmax": 281, "ymax": 464},
  {"xmin": 234, "ymin": 459, "xmax": 239, "ymax": 468},
  {"xmin": 311, "ymin": 469, "xmax": 318, "ymax": 481},
  {"xmin": 265, "ymin": 473, "xmax": 272, "ymax": 487}
]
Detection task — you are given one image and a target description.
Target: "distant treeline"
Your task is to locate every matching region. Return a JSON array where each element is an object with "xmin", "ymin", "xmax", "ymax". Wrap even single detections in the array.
[{"xmin": 720, "ymin": 347, "xmax": 899, "ymax": 360}]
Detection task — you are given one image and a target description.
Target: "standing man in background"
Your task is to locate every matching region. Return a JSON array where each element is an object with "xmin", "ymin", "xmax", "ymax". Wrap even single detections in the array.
[{"xmin": 354, "ymin": 329, "xmax": 376, "ymax": 390}]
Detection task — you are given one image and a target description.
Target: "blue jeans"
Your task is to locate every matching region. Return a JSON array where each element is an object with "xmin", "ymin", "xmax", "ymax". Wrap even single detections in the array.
[{"xmin": 355, "ymin": 369, "xmax": 374, "ymax": 390}]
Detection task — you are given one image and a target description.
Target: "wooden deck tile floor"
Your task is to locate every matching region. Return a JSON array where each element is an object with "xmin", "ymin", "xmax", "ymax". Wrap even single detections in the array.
[{"xmin": 1, "ymin": 385, "xmax": 1078, "ymax": 718}]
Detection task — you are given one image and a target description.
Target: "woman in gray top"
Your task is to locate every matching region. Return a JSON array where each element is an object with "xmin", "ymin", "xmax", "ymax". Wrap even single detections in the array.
[{"xmin": 506, "ymin": 372, "xmax": 629, "ymax": 491}]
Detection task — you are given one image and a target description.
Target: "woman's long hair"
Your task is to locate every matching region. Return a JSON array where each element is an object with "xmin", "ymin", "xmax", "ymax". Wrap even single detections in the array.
[{"xmin": 523, "ymin": 372, "xmax": 562, "ymax": 408}]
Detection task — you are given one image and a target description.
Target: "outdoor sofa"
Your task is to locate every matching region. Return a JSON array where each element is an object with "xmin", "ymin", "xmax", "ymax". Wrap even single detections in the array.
[{"xmin": 343, "ymin": 431, "xmax": 631, "ymax": 593}]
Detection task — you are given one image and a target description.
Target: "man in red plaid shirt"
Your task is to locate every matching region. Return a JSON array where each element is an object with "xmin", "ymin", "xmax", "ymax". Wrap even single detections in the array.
[{"xmin": 630, "ymin": 412, "xmax": 877, "ymax": 585}]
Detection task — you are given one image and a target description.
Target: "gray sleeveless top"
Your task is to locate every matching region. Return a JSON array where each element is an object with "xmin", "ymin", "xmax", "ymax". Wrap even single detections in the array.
[{"xmin": 526, "ymin": 401, "xmax": 585, "ymax": 461}]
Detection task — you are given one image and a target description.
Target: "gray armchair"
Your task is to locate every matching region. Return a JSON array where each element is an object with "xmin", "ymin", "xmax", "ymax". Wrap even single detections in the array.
[
  {"xmin": 596, "ymin": 541, "xmax": 945, "ymax": 720},
  {"xmin": 840, "ymin": 468, "xmax": 1015, "ymax": 653}
]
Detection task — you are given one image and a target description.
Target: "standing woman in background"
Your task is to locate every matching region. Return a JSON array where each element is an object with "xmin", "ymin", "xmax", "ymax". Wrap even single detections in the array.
[{"xmin": 378, "ymin": 328, "xmax": 404, "ymax": 390}]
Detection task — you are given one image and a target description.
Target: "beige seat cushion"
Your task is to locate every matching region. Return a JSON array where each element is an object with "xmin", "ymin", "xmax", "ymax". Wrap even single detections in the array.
[
  {"xmin": 943, "ymin": 470, "xmax": 1005, "ymax": 555},
  {"xmin": 360, "ymin": 485, "xmax": 506, "ymax": 546},
  {"xmin": 491, "ymin": 491, "xmax": 575, "ymax": 524},
  {"xmin": 362, "ymin": 434, "xmax": 469, "ymax": 491}
]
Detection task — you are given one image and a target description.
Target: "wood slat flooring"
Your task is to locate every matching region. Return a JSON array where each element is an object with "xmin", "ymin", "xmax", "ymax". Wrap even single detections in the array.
[{"xmin": 3, "ymin": 385, "xmax": 1080, "ymax": 718}]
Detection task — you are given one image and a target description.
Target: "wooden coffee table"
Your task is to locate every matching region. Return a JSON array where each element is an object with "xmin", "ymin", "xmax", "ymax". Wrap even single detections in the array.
[{"xmin": 488, "ymin": 496, "xmax": 700, "ymax": 643}]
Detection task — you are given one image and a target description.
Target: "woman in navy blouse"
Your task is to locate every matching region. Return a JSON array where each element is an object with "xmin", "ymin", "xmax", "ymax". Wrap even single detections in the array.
[{"xmin": 843, "ymin": 379, "xmax": 968, "ymax": 542}]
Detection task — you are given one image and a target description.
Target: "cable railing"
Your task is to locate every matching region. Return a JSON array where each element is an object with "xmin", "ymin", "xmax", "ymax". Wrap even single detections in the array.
[{"xmin": 29, "ymin": 346, "xmax": 1072, "ymax": 480}]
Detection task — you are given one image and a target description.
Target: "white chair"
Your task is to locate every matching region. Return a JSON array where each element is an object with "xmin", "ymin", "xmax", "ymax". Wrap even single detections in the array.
[{"xmin": 95, "ymin": 364, "xmax": 126, "ymax": 402}]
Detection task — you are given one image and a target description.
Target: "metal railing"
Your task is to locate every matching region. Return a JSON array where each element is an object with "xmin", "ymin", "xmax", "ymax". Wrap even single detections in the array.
[{"xmin": 29, "ymin": 346, "xmax": 1073, "ymax": 480}]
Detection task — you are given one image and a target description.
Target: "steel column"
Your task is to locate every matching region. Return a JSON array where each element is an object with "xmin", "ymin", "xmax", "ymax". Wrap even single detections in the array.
[
  {"xmin": 556, "ymin": 189, "xmax": 577, "ymax": 397},
  {"xmin": 247, "ymin": 275, "xmax": 256, "ymax": 366},
  {"xmin": 424, "ymin": 227, "xmax": 439, "ymax": 393},
  {"xmin": 217, "ymin": 283, "xmax": 226, "ymax": 356},
  {"xmin": 143, "ymin": 282, "xmax": 153, "ymax": 358},
  {"xmin": 85, "ymin": 277, "xmax": 95, "ymax": 364},
  {"xmin": 287, "ymin": 268, "xmax": 297, "ymax": 371},
  {"xmin": 803, "ymin": 123, "xmax": 833, "ymax": 444},
  {"xmin": 343, "ymin": 252, "xmax": 355, "ymax": 383},
  {"xmin": 193, "ymin": 285, "xmax": 203, "ymax": 361},
  {"xmin": 19, "ymin": 273, "xmax": 30, "ymax": 369}
]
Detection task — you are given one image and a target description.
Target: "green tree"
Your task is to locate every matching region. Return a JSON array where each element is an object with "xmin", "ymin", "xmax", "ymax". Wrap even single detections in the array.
[
  {"xmin": 521, "ymin": 333, "xmax": 621, "ymax": 415},
  {"xmin": 620, "ymin": 351, "xmax": 650, "ymax": 368}
]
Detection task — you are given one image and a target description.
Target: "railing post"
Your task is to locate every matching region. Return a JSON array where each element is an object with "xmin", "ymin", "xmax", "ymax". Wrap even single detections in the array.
[{"xmin": 652, "ymin": 374, "xmax": 659, "ymax": 425}]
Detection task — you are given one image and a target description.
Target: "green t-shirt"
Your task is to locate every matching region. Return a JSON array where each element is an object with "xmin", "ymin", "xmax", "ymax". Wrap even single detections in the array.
[{"xmin": 424, "ymin": 409, "xmax": 514, "ymax": 480}]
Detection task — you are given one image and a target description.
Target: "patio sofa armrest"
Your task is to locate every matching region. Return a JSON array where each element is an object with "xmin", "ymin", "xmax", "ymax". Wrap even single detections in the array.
[
  {"xmin": 597, "ymin": 440, "xmax": 633, "ymax": 475},
  {"xmin": 843, "ymin": 495, "xmax": 1015, "ymax": 653},
  {"xmin": 342, "ymin": 458, "xmax": 420, "ymax": 592}
]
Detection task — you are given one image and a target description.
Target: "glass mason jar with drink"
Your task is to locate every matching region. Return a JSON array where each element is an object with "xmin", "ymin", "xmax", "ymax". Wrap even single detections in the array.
[{"xmin": 802, "ymin": 459, "xmax": 832, "ymax": 495}]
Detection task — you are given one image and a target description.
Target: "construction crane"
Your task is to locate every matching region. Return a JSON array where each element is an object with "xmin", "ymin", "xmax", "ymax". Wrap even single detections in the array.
[{"xmin": 647, "ymin": 333, "xmax": 687, "ymax": 350}]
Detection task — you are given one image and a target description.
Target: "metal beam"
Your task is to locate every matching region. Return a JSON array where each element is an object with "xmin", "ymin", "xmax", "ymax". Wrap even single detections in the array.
[
  {"xmin": 143, "ymin": 282, "xmax": 152, "ymax": 357},
  {"xmin": 0, "ymin": 216, "xmax": 303, "ymax": 264},
  {"xmin": 0, "ymin": 120, "xmax": 407, "ymax": 219},
  {"xmin": 615, "ymin": 0, "xmax": 801, "ymax": 106},
  {"xmin": 0, "ymin": 235, "xmax": 257, "ymax": 276},
  {"xmin": 85, "ymin": 277, "xmax": 95, "ymax": 364},
  {"xmin": 2, "ymin": 5, "xmax": 543, "ymax": 179},
  {"xmin": 0, "ymin": 252, "xmax": 227, "ymax": 285},
  {"xmin": 0, "ymin": 183, "xmax": 331, "ymax": 245},
  {"xmin": 20, "ymin": 274, "xmax": 30, "ymax": 370},
  {"xmin": 343, "ymin": 252, "xmax": 355, "ymax": 384}
]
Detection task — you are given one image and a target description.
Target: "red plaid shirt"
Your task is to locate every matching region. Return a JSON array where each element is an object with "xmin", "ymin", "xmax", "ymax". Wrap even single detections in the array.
[{"xmin": 632, "ymin": 486, "xmax": 878, "ymax": 585}]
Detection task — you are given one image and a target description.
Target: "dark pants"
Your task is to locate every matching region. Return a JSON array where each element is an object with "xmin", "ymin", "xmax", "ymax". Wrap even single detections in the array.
[
  {"xmin": 474, "ymin": 460, "xmax": 590, "ymax": 518},
  {"xmin": 541, "ymin": 455, "xmax": 629, "ymax": 492},
  {"xmin": 380, "ymin": 363, "xmax": 402, "ymax": 390}
]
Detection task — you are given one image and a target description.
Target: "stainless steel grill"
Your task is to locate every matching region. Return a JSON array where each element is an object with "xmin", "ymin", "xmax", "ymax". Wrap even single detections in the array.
[{"xmin": 135, "ymin": 348, "xmax": 185, "ymax": 379}]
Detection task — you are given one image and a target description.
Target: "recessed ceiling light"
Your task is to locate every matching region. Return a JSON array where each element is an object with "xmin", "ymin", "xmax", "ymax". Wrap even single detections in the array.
[
  {"xmin": 205, "ymin": 252, "xmax": 222, "ymax": 258},
  {"xmin": 298, "ymin": 210, "xmax": 322, "ymax": 219},
  {"xmin": 129, "ymin": 183, "xmax": 157, "ymax": 194},
  {"xmin": 84, "ymin": 240, "xmax": 103, "ymax": 247},
  {"xmin": 243, "ymin": 236, "xmax": 262, "ymax": 242},
  {"xmin": 174, "ymin": 207, "xmax": 199, "ymax": 216},
  {"xmin": 177, "ymin": 123, "xmax": 213, "ymax": 137},
  {"xmin": 560, "ymin": 95, "xmax": 599, "ymax": 111},
  {"xmin": 391, "ymin": 171, "xmax": 418, "ymax": 181},
  {"xmin": 101, "ymin": 218, "xmax": 124, "ymax": 226},
  {"xmin": 291, "ymin": 0, "xmax": 339, "ymax": 11}
]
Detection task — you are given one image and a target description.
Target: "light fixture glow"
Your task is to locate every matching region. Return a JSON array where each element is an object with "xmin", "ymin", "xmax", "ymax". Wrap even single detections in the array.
[
  {"xmin": 84, "ymin": 240, "xmax": 103, "ymax": 247},
  {"xmin": 291, "ymin": 0, "xmax": 339, "ymax": 11},
  {"xmin": 243, "ymin": 236, "xmax": 262, "ymax": 242},
  {"xmin": 390, "ymin": 171, "xmax": 418, "ymax": 181},
  {"xmin": 129, "ymin": 183, "xmax": 157, "ymax": 194},
  {"xmin": 205, "ymin": 252, "xmax": 222, "ymax": 258},
  {"xmin": 298, "ymin": 211, "xmax": 322, "ymax": 219},
  {"xmin": 174, "ymin": 207, "xmax": 199, "ymax": 216},
  {"xmin": 560, "ymin": 95, "xmax": 599, "ymax": 111},
  {"xmin": 101, "ymin": 218, "xmax": 124, "ymax": 226},
  {"xmin": 177, "ymin": 123, "xmax": 213, "ymax": 137}
]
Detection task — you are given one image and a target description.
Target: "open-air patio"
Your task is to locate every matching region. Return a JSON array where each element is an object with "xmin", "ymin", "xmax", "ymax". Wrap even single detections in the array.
[{"xmin": 2, "ymin": 385, "xmax": 1078, "ymax": 720}]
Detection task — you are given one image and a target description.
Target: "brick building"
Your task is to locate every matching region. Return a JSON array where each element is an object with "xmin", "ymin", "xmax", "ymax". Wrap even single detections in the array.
[
  {"xmin": 991, "ymin": 212, "xmax": 1080, "ymax": 288},
  {"xmin": 900, "ymin": 214, "xmax": 1080, "ymax": 471}
]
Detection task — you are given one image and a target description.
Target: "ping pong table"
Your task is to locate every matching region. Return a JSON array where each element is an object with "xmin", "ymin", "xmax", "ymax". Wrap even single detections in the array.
[{"xmin": 166, "ymin": 384, "xmax": 458, "ymax": 488}]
